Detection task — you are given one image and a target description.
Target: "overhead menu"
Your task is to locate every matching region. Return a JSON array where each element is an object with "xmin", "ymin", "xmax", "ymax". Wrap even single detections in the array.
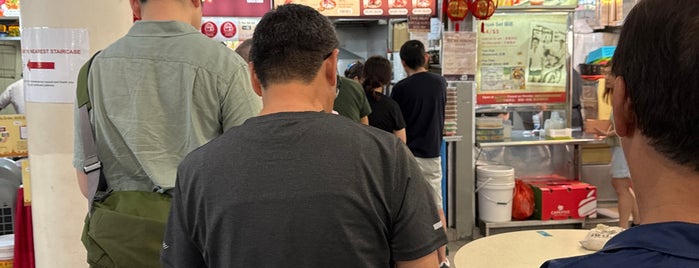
[{"xmin": 275, "ymin": 0, "xmax": 435, "ymax": 17}]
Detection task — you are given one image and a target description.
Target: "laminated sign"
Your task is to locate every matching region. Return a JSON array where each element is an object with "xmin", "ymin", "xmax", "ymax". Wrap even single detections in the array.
[{"xmin": 0, "ymin": 114, "xmax": 27, "ymax": 158}]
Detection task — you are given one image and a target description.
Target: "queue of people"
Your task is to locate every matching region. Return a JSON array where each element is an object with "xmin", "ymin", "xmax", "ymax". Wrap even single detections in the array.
[{"xmin": 68, "ymin": 0, "xmax": 699, "ymax": 267}]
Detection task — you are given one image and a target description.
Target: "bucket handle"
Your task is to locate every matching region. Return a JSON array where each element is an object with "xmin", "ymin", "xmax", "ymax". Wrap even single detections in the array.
[{"xmin": 475, "ymin": 177, "xmax": 494, "ymax": 193}]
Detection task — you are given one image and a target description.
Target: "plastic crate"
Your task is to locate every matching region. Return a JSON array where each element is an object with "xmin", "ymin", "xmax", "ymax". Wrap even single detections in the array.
[{"xmin": 586, "ymin": 46, "xmax": 616, "ymax": 64}]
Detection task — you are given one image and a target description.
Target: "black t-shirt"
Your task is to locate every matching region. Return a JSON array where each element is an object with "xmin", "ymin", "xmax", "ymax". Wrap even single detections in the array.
[
  {"xmin": 368, "ymin": 92, "xmax": 406, "ymax": 134},
  {"xmin": 161, "ymin": 112, "xmax": 447, "ymax": 267},
  {"xmin": 391, "ymin": 72, "xmax": 447, "ymax": 158}
]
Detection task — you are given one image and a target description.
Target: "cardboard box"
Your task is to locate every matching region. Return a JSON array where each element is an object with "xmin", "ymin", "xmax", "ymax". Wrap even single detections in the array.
[
  {"xmin": 584, "ymin": 119, "xmax": 610, "ymax": 134},
  {"xmin": 0, "ymin": 114, "xmax": 27, "ymax": 157},
  {"xmin": 527, "ymin": 180, "xmax": 597, "ymax": 221}
]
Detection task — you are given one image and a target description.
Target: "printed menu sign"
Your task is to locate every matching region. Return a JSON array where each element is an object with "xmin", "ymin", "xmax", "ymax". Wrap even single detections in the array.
[
  {"xmin": 442, "ymin": 32, "xmax": 477, "ymax": 81},
  {"xmin": 275, "ymin": 0, "xmax": 435, "ymax": 17},
  {"xmin": 476, "ymin": 12, "xmax": 568, "ymax": 104}
]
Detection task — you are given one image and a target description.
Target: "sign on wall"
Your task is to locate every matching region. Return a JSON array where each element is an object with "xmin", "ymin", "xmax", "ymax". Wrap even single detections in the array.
[
  {"xmin": 201, "ymin": 17, "xmax": 261, "ymax": 41},
  {"xmin": 476, "ymin": 12, "xmax": 569, "ymax": 104},
  {"xmin": 22, "ymin": 28, "xmax": 89, "ymax": 103}
]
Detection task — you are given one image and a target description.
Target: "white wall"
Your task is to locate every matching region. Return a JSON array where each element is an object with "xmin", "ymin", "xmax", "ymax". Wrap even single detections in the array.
[{"xmin": 20, "ymin": 1, "xmax": 132, "ymax": 267}]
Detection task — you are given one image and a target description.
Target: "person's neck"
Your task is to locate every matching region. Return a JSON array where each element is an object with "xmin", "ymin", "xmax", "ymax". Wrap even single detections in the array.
[
  {"xmin": 406, "ymin": 67, "xmax": 428, "ymax": 77},
  {"xmin": 624, "ymin": 135, "xmax": 699, "ymax": 224},
  {"xmin": 140, "ymin": 2, "xmax": 193, "ymax": 25},
  {"xmin": 258, "ymin": 82, "xmax": 332, "ymax": 116}
]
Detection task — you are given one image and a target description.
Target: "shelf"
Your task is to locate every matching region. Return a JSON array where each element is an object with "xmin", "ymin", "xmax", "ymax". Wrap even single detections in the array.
[
  {"xmin": 0, "ymin": 16, "xmax": 19, "ymax": 20},
  {"xmin": 0, "ymin": 37, "xmax": 20, "ymax": 41},
  {"xmin": 477, "ymin": 130, "xmax": 600, "ymax": 147},
  {"xmin": 479, "ymin": 216, "xmax": 618, "ymax": 236}
]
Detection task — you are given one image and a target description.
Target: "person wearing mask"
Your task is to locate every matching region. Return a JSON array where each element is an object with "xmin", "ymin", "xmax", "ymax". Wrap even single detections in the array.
[
  {"xmin": 542, "ymin": 0, "xmax": 699, "ymax": 266},
  {"xmin": 73, "ymin": 0, "xmax": 261, "ymax": 266},
  {"xmin": 362, "ymin": 56, "xmax": 406, "ymax": 143},
  {"xmin": 161, "ymin": 4, "xmax": 446, "ymax": 267},
  {"xmin": 391, "ymin": 40, "xmax": 449, "ymax": 268},
  {"xmin": 0, "ymin": 78, "xmax": 24, "ymax": 114}
]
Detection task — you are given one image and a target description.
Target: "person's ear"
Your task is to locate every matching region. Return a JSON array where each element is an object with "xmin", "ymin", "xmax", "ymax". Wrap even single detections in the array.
[
  {"xmin": 423, "ymin": 53, "xmax": 430, "ymax": 67},
  {"xmin": 325, "ymin": 49, "xmax": 339, "ymax": 89},
  {"xmin": 249, "ymin": 62, "xmax": 263, "ymax": 97},
  {"xmin": 130, "ymin": 0, "xmax": 142, "ymax": 20},
  {"xmin": 612, "ymin": 76, "xmax": 635, "ymax": 137},
  {"xmin": 191, "ymin": 0, "xmax": 202, "ymax": 8}
]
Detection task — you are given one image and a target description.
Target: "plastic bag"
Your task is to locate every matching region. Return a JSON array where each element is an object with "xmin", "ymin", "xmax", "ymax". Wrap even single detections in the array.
[
  {"xmin": 579, "ymin": 224, "xmax": 625, "ymax": 251},
  {"xmin": 511, "ymin": 179, "xmax": 534, "ymax": 220}
]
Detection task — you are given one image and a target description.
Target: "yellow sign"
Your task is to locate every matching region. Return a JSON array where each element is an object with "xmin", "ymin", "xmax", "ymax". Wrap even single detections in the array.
[{"xmin": 0, "ymin": 114, "xmax": 27, "ymax": 157}]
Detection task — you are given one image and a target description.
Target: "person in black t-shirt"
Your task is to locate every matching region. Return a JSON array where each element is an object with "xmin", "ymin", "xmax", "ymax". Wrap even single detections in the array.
[
  {"xmin": 391, "ymin": 40, "xmax": 449, "ymax": 268},
  {"xmin": 362, "ymin": 56, "xmax": 406, "ymax": 142}
]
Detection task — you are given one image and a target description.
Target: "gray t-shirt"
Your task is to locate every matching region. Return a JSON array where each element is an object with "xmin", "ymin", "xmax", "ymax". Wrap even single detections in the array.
[{"xmin": 162, "ymin": 112, "xmax": 447, "ymax": 267}]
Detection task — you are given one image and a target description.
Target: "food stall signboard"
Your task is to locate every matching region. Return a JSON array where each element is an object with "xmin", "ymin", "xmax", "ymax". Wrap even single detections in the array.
[
  {"xmin": 275, "ymin": 0, "xmax": 435, "ymax": 17},
  {"xmin": 202, "ymin": 0, "xmax": 271, "ymax": 17},
  {"xmin": 476, "ymin": 12, "xmax": 568, "ymax": 104},
  {"xmin": 497, "ymin": 0, "xmax": 577, "ymax": 8}
]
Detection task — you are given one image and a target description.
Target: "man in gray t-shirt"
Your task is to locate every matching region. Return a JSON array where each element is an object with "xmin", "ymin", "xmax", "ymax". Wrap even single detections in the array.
[{"xmin": 161, "ymin": 4, "xmax": 446, "ymax": 268}]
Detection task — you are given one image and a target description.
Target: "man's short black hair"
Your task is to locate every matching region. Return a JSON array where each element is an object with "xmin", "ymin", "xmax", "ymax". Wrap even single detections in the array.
[
  {"xmin": 399, "ymin": 40, "xmax": 426, "ymax": 70},
  {"xmin": 611, "ymin": 0, "xmax": 699, "ymax": 171},
  {"xmin": 250, "ymin": 4, "xmax": 339, "ymax": 88}
]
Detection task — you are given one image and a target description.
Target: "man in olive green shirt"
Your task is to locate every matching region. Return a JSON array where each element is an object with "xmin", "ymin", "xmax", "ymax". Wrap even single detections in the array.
[{"xmin": 73, "ymin": 0, "xmax": 261, "ymax": 195}]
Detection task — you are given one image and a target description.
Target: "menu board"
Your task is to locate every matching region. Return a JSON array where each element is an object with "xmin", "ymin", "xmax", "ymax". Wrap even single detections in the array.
[
  {"xmin": 0, "ymin": 0, "xmax": 20, "ymax": 17},
  {"xmin": 476, "ymin": 12, "xmax": 568, "ymax": 104},
  {"xmin": 496, "ymin": 0, "xmax": 578, "ymax": 8},
  {"xmin": 275, "ymin": 0, "xmax": 435, "ymax": 17}
]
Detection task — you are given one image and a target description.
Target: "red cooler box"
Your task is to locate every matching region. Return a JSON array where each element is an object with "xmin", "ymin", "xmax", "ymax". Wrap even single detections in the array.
[{"xmin": 527, "ymin": 180, "xmax": 597, "ymax": 221}]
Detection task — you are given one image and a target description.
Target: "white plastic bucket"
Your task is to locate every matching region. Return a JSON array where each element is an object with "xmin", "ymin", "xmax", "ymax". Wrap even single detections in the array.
[{"xmin": 476, "ymin": 165, "xmax": 515, "ymax": 222}]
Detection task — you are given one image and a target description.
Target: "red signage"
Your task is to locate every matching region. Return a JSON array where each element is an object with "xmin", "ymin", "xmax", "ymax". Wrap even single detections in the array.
[
  {"xmin": 477, "ymin": 92, "xmax": 566, "ymax": 104},
  {"xmin": 201, "ymin": 21, "xmax": 218, "ymax": 38},
  {"xmin": 273, "ymin": 0, "xmax": 435, "ymax": 17},
  {"xmin": 220, "ymin": 21, "xmax": 238, "ymax": 38},
  {"xmin": 27, "ymin": 61, "xmax": 55, "ymax": 70},
  {"xmin": 202, "ymin": 0, "xmax": 272, "ymax": 17}
]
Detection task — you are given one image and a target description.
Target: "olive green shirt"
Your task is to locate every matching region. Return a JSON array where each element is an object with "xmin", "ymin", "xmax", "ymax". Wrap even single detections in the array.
[
  {"xmin": 73, "ymin": 21, "xmax": 261, "ymax": 191},
  {"xmin": 333, "ymin": 77, "xmax": 371, "ymax": 122}
]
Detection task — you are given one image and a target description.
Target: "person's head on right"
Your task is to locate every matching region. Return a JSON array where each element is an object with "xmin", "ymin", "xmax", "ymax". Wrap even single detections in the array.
[
  {"xmin": 610, "ymin": 0, "xmax": 699, "ymax": 172},
  {"xmin": 130, "ymin": 0, "xmax": 203, "ymax": 29},
  {"xmin": 399, "ymin": 40, "xmax": 428, "ymax": 71},
  {"xmin": 250, "ymin": 4, "xmax": 339, "ymax": 94},
  {"xmin": 361, "ymin": 56, "xmax": 392, "ymax": 100}
]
